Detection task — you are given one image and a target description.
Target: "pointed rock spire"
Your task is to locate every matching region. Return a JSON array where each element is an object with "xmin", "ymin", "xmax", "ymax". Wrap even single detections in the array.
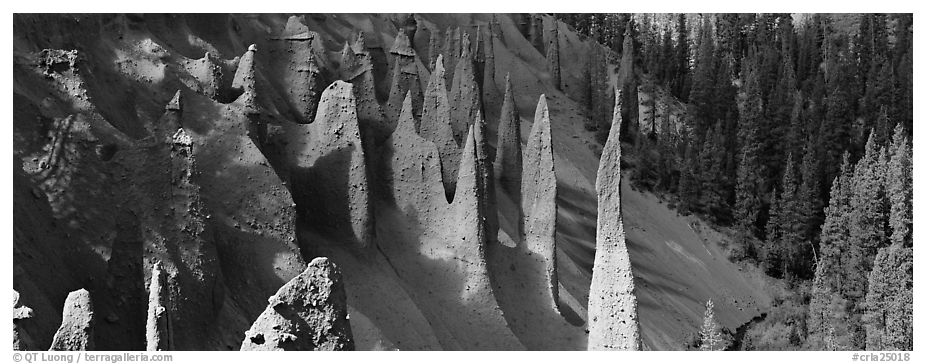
[
  {"xmin": 50, "ymin": 289, "xmax": 95, "ymax": 351},
  {"xmin": 179, "ymin": 52, "xmax": 221, "ymax": 98},
  {"xmin": 521, "ymin": 94, "xmax": 558, "ymax": 308},
  {"xmin": 420, "ymin": 55, "xmax": 462, "ymax": 201},
  {"xmin": 280, "ymin": 15, "xmax": 312, "ymax": 39},
  {"xmin": 389, "ymin": 31, "xmax": 415, "ymax": 56},
  {"xmin": 231, "ymin": 44, "xmax": 259, "ymax": 115},
  {"xmin": 241, "ymin": 257, "xmax": 354, "ymax": 351},
  {"xmin": 272, "ymin": 16, "xmax": 326, "ymax": 123},
  {"xmin": 166, "ymin": 90, "xmax": 182, "ymax": 112},
  {"xmin": 340, "ymin": 39, "xmax": 388, "ymax": 144},
  {"xmin": 494, "ymin": 74, "xmax": 522, "ymax": 198},
  {"xmin": 382, "ymin": 91, "xmax": 446, "ymax": 211},
  {"xmin": 386, "ymin": 32, "xmax": 424, "ymax": 129},
  {"xmin": 146, "ymin": 263, "xmax": 172, "ymax": 351},
  {"xmin": 449, "ymin": 32, "xmax": 482, "ymax": 145},
  {"xmin": 153, "ymin": 90, "xmax": 183, "ymax": 143},
  {"xmin": 587, "ymin": 88, "xmax": 642, "ymax": 351}
]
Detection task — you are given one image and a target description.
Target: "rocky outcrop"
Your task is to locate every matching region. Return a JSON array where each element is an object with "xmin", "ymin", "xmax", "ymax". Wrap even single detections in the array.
[
  {"xmin": 419, "ymin": 55, "xmax": 461, "ymax": 201},
  {"xmin": 547, "ymin": 21, "xmax": 561, "ymax": 90},
  {"xmin": 449, "ymin": 32, "xmax": 482, "ymax": 145},
  {"xmin": 385, "ymin": 32, "xmax": 423, "ymax": 128},
  {"xmin": 50, "ymin": 289, "xmax": 95, "ymax": 351},
  {"xmin": 587, "ymin": 89, "xmax": 642, "ymax": 351},
  {"xmin": 521, "ymin": 95, "xmax": 558, "ymax": 309},
  {"xmin": 241, "ymin": 257, "xmax": 354, "ymax": 351},
  {"xmin": 340, "ymin": 41, "xmax": 388, "ymax": 144},
  {"xmin": 231, "ymin": 44, "xmax": 260, "ymax": 115},
  {"xmin": 269, "ymin": 16, "xmax": 326, "ymax": 124},
  {"xmin": 180, "ymin": 83, "xmax": 307, "ymax": 348},
  {"xmin": 378, "ymin": 120, "xmax": 524, "ymax": 349},
  {"xmin": 266, "ymin": 81, "xmax": 373, "ymax": 249},
  {"xmin": 13, "ymin": 290, "xmax": 34, "ymax": 350},
  {"xmin": 145, "ymin": 263, "xmax": 172, "ymax": 351}
]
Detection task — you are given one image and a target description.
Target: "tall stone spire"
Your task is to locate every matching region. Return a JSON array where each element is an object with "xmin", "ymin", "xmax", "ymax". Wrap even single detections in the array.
[{"xmin": 587, "ymin": 89, "xmax": 642, "ymax": 351}]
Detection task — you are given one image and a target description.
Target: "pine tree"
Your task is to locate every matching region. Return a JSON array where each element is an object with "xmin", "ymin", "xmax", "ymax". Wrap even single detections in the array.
[
  {"xmin": 678, "ymin": 133, "xmax": 701, "ymax": 214},
  {"xmin": 797, "ymin": 138, "xmax": 823, "ymax": 260},
  {"xmin": 734, "ymin": 60, "xmax": 765, "ymax": 237},
  {"xmin": 764, "ymin": 154, "xmax": 803, "ymax": 279},
  {"xmin": 886, "ymin": 124, "xmax": 912, "ymax": 248},
  {"xmin": 689, "ymin": 16, "xmax": 716, "ymax": 131},
  {"xmin": 807, "ymin": 153, "xmax": 854, "ymax": 349},
  {"xmin": 673, "ymin": 13, "xmax": 691, "ymax": 101},
  {"xmin": 698, "ymin": 299, "xmax": 726, "ymax": 351},
  {"xmin": 862, "ymin": 123, "xmax": 913, "ymax": 351}
]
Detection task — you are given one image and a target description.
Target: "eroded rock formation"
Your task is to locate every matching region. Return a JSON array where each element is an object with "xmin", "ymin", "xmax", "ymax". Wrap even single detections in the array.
[
  {"xmin": 379, "ymin": 109, "xmax": 523, "ymax": 349},
  {"xmin": 521, "ymin": 95, "xmax": 559, "ymax": 308},
  {"xmin": 270, "ymin": 16, "xmax": 326, "ymax": 124},
  {"xmin": 50, "ymin": 289, "xmax": 95, "ymax": 351},
  {"xmin": 145, "ymin": 263, "xmax": 171, "ymax": 351},
  {"xmin": 265, "ymin": 81, "xmax": 373, "ymax": 249},
  {"xmin": 419, "ymin": 55, "xmax": 461, "ymax": 201},
  {"xmin": 340, "ymin": 41, "xmax": 388, "ymax": 144},
  {"xmin": 178, "ymin": 52, "xmax": 221, "ymax": 99},
  {"xmin": 449, "ymin": 33, "xmax": 482, "ymax": 146},
  {"xmin": 385, "ymin": 32, "xmax": 423, "ymax": 128},
  {"xmin": 587, "ymin": 89, "xmax": 642, "ymax": 351},
  {"xmin": 231, "ymin": 44, "xmax": 260, "ymax": 115},
  {"xmin": 241, "ymin": 257, "xmax": 354, "ymax": 351}
]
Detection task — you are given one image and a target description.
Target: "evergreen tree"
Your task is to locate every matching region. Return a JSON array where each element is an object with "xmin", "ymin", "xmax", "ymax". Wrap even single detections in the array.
[
  {"xmin": 886, "ymin": 124, "xmax": 912, "ymax": 248},
  {"xmin": 862, "ymin": 123, "xmax": 913, "ymax": 350},
  {"xmin": 690, "ymin": 16, "xmax": 716, "ymax": 131},
  {"xmin": 807, "ymin": 153, "xmax": 854, "ymax": 349},
  {"xmin": 734, "ymin": 59, "xmax": 765, "ymax": 237},
  {"xmin": 672, "ymin": 13, "xmax": 691, "ymax": 101},
  {"xmin": 699, "ymin": 299, "xmax": 726, "ymax": 351},
  {"xmin": 764, "ymin": 154, "xmax": 803, "ymax": 279},
  {"xmin": 797, "ymin": 138, "xmax": 823, "ymax": 259}
]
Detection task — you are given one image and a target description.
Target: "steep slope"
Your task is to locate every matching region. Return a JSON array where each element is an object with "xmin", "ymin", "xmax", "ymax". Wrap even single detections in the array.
[{"xmin": 12, "ymin": 13, "xmax": 772, "ymax": 351}]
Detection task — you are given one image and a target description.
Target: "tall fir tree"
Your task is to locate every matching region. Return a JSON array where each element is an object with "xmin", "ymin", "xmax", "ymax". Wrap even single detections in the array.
[
  {"xmin": 734, "ymin": 58, "xmax": 765, "ymax": 237},
  {"xmin": 807, "ymin": 153, "xmax": 854, "ymax": 349},
  {"xmin": 863, "ymin": 124, "xmax": 912, "ymax": 350}
]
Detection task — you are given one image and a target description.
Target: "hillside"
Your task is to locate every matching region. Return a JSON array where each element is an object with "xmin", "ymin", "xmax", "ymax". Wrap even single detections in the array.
[{"xmin": 12, "ymin": 13, "xmax": 771, "ymax": 350}]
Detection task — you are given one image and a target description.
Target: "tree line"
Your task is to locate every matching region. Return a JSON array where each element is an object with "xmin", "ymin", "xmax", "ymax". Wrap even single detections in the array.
[{"xmin": 557, "ymin": 13, "xmax": 913, "ymax": 351}]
